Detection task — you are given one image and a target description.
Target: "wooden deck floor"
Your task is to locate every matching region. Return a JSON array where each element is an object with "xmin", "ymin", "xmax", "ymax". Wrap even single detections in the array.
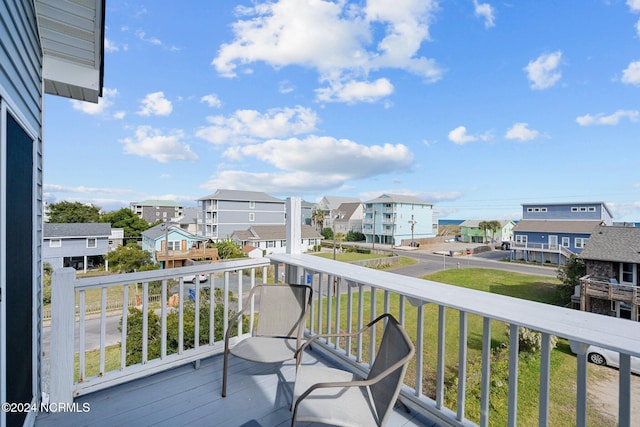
[{"xmin": 35, "ymin": 350, "xmax": 440, "ymax": 427}]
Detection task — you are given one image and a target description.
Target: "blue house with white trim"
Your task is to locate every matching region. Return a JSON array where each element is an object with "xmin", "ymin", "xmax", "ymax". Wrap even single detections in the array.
[{"xmin": 511, "ymin": 202, "xmax": 612, "ymax": 263}]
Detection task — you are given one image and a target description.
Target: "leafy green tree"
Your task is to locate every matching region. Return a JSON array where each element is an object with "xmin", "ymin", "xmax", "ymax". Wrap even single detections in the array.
[
  {"xmin": 106, "ymin": 242, "xmax": 158, "ymax": 273},
  {"xmin": 47, "ymin": 201, "xmax": 101, "ymax": 223},
  {"xmin": 214, "ymin": 238, "xmax": 245, "ymax": 259},
  {"xmin": 101, "ymin": 208, "xmax": 151, "ymax": 244},
  {"xmin": 557, "ymin": 255, "xmax": 586, "ymax": 302},
  {"xmin": 321, "ymin": 227, "xmax": 333, "ymax": 240}
]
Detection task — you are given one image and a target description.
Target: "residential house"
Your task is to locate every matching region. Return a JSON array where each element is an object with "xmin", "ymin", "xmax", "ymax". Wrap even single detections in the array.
[
  {"xmin": 0, "ymin": 1, "xmax": 105, "ymax": 425},
  {"xmin": 43, "ymin": 223, "xmax": 111, "ymax": 272},
  {"xmin": 332, "ymin": 202, "xmax": 364, "ymax": 235},
  {"xmin": 130, "ymin": 199, "xmax": 184, "ymax": 224},
  {"xmin": 363, "ymin": 194, "xmax": 435, "ymax": 246},
  {"xmin": 198, "ymin": 189, "xmax": 285, "ymax": 240},
  {"xmin": 578, "ymin": 225, "xmax": 639, "ymax": 321},
  {"xmin": 108, "ymin": 228, "xmax": 125, "ymax": 251},
  {"xmin": 301, "ymin": 199, "xmax": 315, "ymax": 227},
  {"xmin": 460, "ymin": 220, "xmax": 515, "ymax": 244},
  {"xmin": 141, "ymin": 223, "xmax": 216, "ymax": 268},
  {"xmin": 317, "ymin": 195, "xmax": 362, "ymax": 229},
  {"xmin": 511, "ymin": 202, "xmax": 612, "ymax": 264},
  {"xmin": 176, "ymin": 206, "xmax": 202, "ymax": 235},
  {"xmin": 231, "ymin": 225, "xmax": 322, "ymax": 255}
]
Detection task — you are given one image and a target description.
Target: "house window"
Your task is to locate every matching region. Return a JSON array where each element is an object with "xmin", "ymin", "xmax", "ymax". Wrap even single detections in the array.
[
  {"xmin": 87, "ymin": 238, "xmax": 97, "ymax": 248},
  {"xmin": 163, "ymin": 212, "xmax": 167, "ymax": 218},
  {"xmin": 168, "ymin": 240, "xmax": 181, "ymax": 250},
  {"xmin": 156, "ymin": 212, "xmax": 160, "ymax": 217},
  {"xmin": 515, "ymin": 235, "xmax": 527, "ymax": 244},
  {"xmin": 249, "ymin": 201, "xmax": 255, "ymax": 209},
  {"xmin": 575, "ymin": 237, "xmax": 588, "ymax": 249},
  {"xmin": 588, "ymin": 207, "xmax": 596, "ymax": 212},
  {"xmin": 267, "ymin": 241, "xmax": 275, "ymax": 248},
  {"xmin": 621, "ymin": 263, "xmax": 635, "ymax": 284},
  {"xmin": 50, "ymin": 239, "xmax": 61, "ymax": 248},
  {"xmin": 281, "ymin": 240, "xmax": 286, "ymax": 246},
  {"xmin": 571, "ymin": 207, "xmax": 578, "ymax": 212},
  {"xmin": 561, "ymin": 237, "xmax": 570, "ymax": 247},
  {"xmin": 249, "ymin": 212, "xmax": 255, "ymax": 221}
]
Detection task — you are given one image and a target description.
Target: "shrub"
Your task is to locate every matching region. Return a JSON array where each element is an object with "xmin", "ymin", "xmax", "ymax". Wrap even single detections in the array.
[
  {"xmin": 508, "ymin": 326, "xmax": 558, "ymax": 355},
  {"xmin": 122, "ymin": 288, "xmax": 247, "ymax": 365}
]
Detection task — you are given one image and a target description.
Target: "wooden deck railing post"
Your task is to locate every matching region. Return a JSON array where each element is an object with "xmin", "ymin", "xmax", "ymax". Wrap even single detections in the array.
[{"xmin": 49, "ymin": 267, "xmax": 77, "ymax": 404}]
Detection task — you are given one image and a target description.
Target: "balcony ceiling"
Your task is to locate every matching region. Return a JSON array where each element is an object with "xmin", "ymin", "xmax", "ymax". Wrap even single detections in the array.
[{"xmin": 36, "ymin": 0, "xmax": 105, "ymax": 103}]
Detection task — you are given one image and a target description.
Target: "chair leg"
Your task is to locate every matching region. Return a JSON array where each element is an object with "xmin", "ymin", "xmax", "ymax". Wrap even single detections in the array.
[{"xmin": 222, "ymin": 350, "xmax": 229, "ymax": 398}]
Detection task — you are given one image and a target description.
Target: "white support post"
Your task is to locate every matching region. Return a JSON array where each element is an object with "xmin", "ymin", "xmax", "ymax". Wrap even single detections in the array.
[
  {"xmin": 49, "ymin": 268, "xmax": 76, "ymax": 404},
  {"xmin": 285, "ymin": 197, "xmax": 303, "ymax": 284}
]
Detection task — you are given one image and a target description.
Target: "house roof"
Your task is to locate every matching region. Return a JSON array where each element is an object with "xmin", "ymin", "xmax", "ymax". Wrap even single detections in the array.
[
  {"xmin": 460, "ymin": 220, "xmax": 514, "ymax": 228},
  {"xmin": 319, "ymin": 196, "xmax": 362, "ymax": 211},
  {"xmin": 177, "ymin": 207, "xmax": 199, "ymax": 225},
  {"xmin": 37, "ymin": 0, "xmax": 105, "ymax": 103},
  {"xmin": 44, "ymin": 223, "xmax": 111, "ymax": 238},
  {"xmin": 334, "ymin": 202, "xmax": 362, "ymax": 221},
  {"xmin": 512, "ymin": 220, "xmax": 602, "ymax": 234},
  {"xmin": 579, "ymin": 225, "xmax": 640, "ymax": 263},
  {"xmin": 233, "ymin": 225, "xmax": 322, "ymax": 241},
  {"xmin": 133, "ymin": 200, "xmax": 182, "ymax": 207},
  {"xmin": 365, "ymin": 193, "xmax": 432, "ymax": 205},
  {"xmin": 197, "ymin": 189, "xmax": 284, "ymax": 203},
  {"xmin": 142, "ymin": 223, "xmax": 206, "ymax": 241}
]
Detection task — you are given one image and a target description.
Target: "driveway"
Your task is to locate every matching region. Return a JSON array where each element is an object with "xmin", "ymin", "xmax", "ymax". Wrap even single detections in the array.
[{"xmin": 588, "ymin": 365, "xmax": 640, "ymax": 422}]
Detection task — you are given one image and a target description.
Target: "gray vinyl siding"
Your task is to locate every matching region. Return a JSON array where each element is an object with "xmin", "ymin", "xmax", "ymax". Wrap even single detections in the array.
[
  {"xmin": 522, "ymin": 203, "xmax": 610, "ymax": 222},
  {"xmin": 215, "ymin": 200, "xmax": 285, "ymax": 239},
  {"xmin": 1, "ymin": 1, "xmax": 44, "ymax": 423},
  {"xmin": 0, "ymin": 0, "xmax": 43, "ymax": 133}
]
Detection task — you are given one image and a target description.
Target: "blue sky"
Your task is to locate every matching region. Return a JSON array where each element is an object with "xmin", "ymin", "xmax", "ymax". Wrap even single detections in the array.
[{"xmin": 43, "ymin": 0, "xmax": 640, "ymax": 221}]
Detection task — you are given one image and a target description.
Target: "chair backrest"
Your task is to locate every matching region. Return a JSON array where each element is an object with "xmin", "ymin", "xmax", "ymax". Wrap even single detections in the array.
[
  {"xmin": 255, "ymin": 284, "xmax": 312, "ymax": 339},
  {"xmin": 367, "ymin": 315, "xmax": 415, "ymax": 426}
]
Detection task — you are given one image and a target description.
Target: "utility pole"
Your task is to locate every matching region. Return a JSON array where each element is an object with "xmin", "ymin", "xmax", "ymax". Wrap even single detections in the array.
[
  {"xmin": 372, "ymin": 209, "xmax": 377, "ymax": 250},
  {"xmin": 332, "ymin": 209, "xmax": 343, "ymax": 260},
  {"xmin": 409, "ymin": 214, "xmax": 417, "ymax": 247}
]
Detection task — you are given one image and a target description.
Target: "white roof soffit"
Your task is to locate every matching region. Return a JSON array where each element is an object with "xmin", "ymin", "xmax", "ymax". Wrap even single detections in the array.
[{"xmin": 36, "ymin": 0, "xmax": 105, "ymax": 103}]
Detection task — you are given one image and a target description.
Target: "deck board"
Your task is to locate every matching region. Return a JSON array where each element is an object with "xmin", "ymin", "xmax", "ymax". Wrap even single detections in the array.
[{"xmin": 35, "ymin": 351, "xmax": 439, "ymax": 427}]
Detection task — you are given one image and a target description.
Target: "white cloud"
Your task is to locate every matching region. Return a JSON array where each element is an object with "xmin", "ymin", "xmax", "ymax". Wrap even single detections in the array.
[
  {"xmin": 628, "ymin": 0, "xmax": 640, "ymax": 12},
  {"xmin": 136, "ymin": 30, "xmax": 162, "ymax": 46},
  {"xmin": 576, "ymin": 110, "xmax": 640, "ymax": 126},
  {"xmin": 196, "ymin": 106, "xmax": 319, "ymax": 144},
  {"xmin": 448, "ymin": 126, "xmax": 492, "ymax": 144},
  {"xmin": 473, "ymin": 0, "xmax": 495, "ymax": 28},
  {"xmin": 201, "ymin": 94, "xmax": 222, "ymax": 108},
  {"xmin": 504, "ymin": 122, "xmax": 541, "ymax": 141},
  {"xmin": 137, "ymin": 92, "xmax": 173, "ymax": 116},
  {"xmin": 636, "ymin": 18, "xmax": 640, "ymax": 37},
  {"xmin": 104, "ymin": 38, "xmax": 119, "ymax": 52},
  {"xmin": 120, "ymin": 126, "xmax": 198, "ymax": 163},
  {"xmin": 524, "ymin": 51, "xmax": 562, "ymax": 90},
  {"xmin": 278, "ymin": 80, "xmax": 295, "ymax": 94},
  {"xmin": 43, "ymin": 184, "xmax": 135, "ymax": 195},
  {"xmin": 71, "ymin": 88, "xmax": 118, "ymax": 115},
  {"xmin": 231, "ymin": 136, "xmax": 413, "ymax": 177},
  {"xmin": 203, "ymin": 136, "xmax": 413, "ymax": 194},
  {"xmin": 212, "ymin": 0, "xmax": 443, "ymax": 103},
  {"xmin": 316, "ymin": 78, "xmax": 394, "ymax": 103},
  {"xmin": 621, "ymin": 61, "xmax": 640, "ymax": 86}
]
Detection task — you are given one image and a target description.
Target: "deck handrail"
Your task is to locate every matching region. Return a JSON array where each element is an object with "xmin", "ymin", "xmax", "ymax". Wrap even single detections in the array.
[
  {"xmin": 268, "ymin": 252, "xmax": 640, "ymax": 427},
  {"xmin": 49, "ymin": 258, "xmax": 270, "ymax": 405}
]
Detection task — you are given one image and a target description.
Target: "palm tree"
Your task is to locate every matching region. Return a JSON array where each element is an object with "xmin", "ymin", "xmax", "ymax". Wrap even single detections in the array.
[
  {"xmin": 311, "ymin": 208, "xmax": 324, "ymax": 232},
  {"xmin": 478, "ymin": 221, "xmax": 489, "ymax": 243},
  {"xmin": 335, "ymin": 232, "xmax": 346, "ymax": 252},
  {"xmin": 487, "ymin": 220, "xmax": 502, "ymax": 243}
]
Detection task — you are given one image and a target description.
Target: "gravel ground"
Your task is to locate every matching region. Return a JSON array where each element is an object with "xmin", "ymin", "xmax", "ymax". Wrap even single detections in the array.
[{"xmin": 588, "ymin": 366, "xmax": 640, "ymax": 423}]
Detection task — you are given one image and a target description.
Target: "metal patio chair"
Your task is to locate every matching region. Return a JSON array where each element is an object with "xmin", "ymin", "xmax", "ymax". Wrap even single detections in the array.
[
  {"xmin": 291, "ymin": 313, "xmax": 415, "ymax": 427},
  {"xmin": 221, "ymin": 283, "xmax": 313, "ymax": 397}
]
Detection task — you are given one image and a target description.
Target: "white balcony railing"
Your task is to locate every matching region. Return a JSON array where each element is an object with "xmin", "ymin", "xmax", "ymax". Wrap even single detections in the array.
[
  {"xmin": 268, "ymin": 252, "xmax": 640, "ymax": 427},
  {"xmin": 49, "ymin": 258, "xmax": 270, "ymax": 403}
]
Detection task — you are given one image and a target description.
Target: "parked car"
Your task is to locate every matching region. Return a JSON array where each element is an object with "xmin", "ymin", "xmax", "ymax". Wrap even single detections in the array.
[
  {"xmin": 578, "ymin": 344, "xmax": 640, "ymax": 375},
  {"xmin": 184, "ymin": 273, "xmax": 208, "ymax": 283}
]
